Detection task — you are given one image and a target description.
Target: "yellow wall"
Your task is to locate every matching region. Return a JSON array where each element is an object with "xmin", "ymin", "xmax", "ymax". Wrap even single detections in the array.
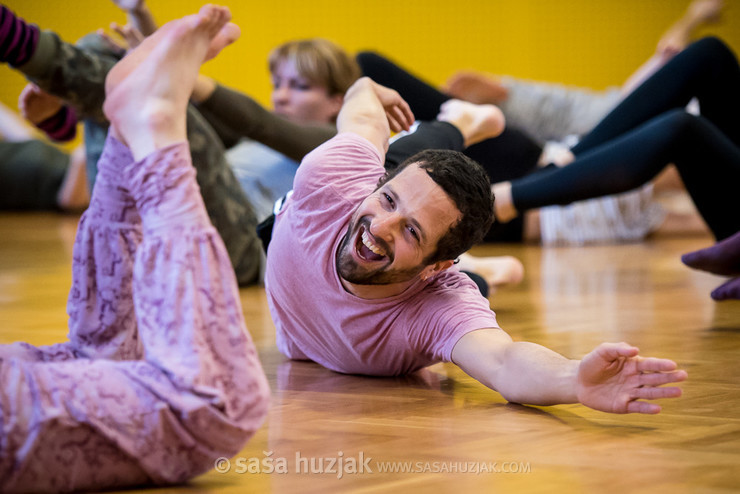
[{"xmin": 2, "ymin": 0, "xmax": 739, "ymax": 113}]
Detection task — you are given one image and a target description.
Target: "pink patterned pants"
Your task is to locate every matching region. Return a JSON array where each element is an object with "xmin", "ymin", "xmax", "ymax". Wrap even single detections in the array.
[{"xmin": 0, "ymin": 135, "xmax": 270, "ymax": 491}]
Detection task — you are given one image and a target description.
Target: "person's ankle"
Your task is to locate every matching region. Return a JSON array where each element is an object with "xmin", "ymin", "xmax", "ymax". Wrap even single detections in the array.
[{"xmin": 491, "ymin": 182, "xmax": 517, "ymax": 223}]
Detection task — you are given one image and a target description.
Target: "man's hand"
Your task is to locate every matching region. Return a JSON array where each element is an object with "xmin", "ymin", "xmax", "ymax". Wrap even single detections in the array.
[
  {"xmin": 576, "ymin": 342, "xmax": 687, "ymax": 414},
  {"xmin": 338, "ymin": 77, "xmax": 414, "ymax": 153},
  {"xmin": 18, "ymin": 83, "xmax": 63, "ymax": 124},
  {"xmin": 365, "ymin": 78, "xmax": 414, "ymax": 133}
]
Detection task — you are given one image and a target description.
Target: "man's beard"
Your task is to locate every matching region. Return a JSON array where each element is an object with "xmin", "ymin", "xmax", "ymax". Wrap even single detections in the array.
[{"xmin": 336, "ymin": 218, "xmax": 424, "ymax": 286}]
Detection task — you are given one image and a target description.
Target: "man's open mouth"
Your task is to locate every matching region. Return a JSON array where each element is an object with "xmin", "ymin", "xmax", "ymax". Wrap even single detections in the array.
[{"xmin": 355, "ymin": 225, "xmax": 387, "ymax": 262}]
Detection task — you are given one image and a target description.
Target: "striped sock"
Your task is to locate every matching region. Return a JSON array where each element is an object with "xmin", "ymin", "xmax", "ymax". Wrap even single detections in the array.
[
  {"xmin": 37, "ymin": 106, "xmax": 78, "ymax": 142},
  {"xmin": 0, "ymin": 6, "xmax": 40, "ymax": 67}
]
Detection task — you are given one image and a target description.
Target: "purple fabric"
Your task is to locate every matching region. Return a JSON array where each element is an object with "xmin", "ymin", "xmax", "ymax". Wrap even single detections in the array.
[
  {"xmin": 0, "ymin": 134, "xmax": 270, "ymax": 491},
  {"xmin": 682, "ymin": 230, "xmax": 740, "ymax": 276},
  {"xmin": 37, "ymin": 105, "xmax": 78, "ymax": 142},
  {"xmin": 712, "ymin": 276, "xmax": 740, "ymax": 300},
  {"xmin": 0, "ymin": 6, "xmax": 39, "ymax": 67}
]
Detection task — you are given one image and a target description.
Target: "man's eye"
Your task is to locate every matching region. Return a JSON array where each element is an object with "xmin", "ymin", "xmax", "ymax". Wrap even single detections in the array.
[
  {"xmin": 383, "ymin": 193, "xmax": 394, "ymax": 207},
  {"xmin": 408, "ymin": 226, "xmax": 419, "ymax": 240}
]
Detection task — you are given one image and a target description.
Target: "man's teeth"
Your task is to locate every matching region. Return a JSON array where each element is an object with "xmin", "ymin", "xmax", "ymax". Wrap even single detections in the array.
[{"xmin": 362, "ymin": 231, "xmax": 385, "ymax": 256}]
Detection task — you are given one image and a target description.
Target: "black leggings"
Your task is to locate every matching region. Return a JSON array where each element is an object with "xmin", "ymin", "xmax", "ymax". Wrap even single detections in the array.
[
  {"xmin": 357, "ymin": 51, "xmax": 542, "ymax": 184},
  {"xmin": 510, "ymin": 37, "xmax": 740, "ymax": 241}
]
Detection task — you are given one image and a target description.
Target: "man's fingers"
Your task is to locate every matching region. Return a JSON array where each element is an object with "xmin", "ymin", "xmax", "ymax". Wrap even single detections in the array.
[
  {"xmin": 598, "ymin": 342, "xmax": 639, "ymax": 361},
  {"xmin": 636, "ymin": 357, "xmax": 680, "ymax": 373},
  {"xmin": 639, "ymin": 370, "xmax": 687, "ymax": 387},
  {"xmin": 391, "ymin": 105, "xmax": 411, "ymax": 131},
  {"xmin": 399, "ymin": 102, "xmax": 414, "ymax": 128},
  {"xmin": 387, "ymin": 115, "xmax": 402, "ymax": 133},
  {"xmin": 633, "ymin": 384, "xmax": 683, "ymax": 401},
  {"xmin": 626, "ymin": 400, "xmax": 662, "ymax": 414}
]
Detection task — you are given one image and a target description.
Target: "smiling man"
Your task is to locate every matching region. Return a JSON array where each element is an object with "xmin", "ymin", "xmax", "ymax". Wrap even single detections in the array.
[
  {"xmin": 265, "ymin": 76, "xmax": 687, "ymax": 414},
  {"xmin": 336, "ymin": 150, "xmax": 481, "ymax": 291}
]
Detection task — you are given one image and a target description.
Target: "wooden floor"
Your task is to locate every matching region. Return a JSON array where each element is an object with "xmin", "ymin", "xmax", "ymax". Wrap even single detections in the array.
[{"xmin": 1, "ymin": 212, "xmax": 739, "ymax": 493}]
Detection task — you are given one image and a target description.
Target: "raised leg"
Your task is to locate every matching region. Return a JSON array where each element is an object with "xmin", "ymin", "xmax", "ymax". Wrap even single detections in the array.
[
  {"xmin": 503, "ymin": 111, "xmax": 740, "ymax": 240},
  {"xmin": 574, "ymin": 37, "xmax": 740, "ymax": 154},
  {"xmin": 356, "ymin": 51, "xmax": 449, "ymax": 121},
  {"xmin": 2, "ymin": 6, "xmax": 262, "ymax": 284},
  {"xmin": 185, "ymin": 105, "xmax": 263, "ymax": 285},
  {"xmin": 356, "ymin": 50, "xmax": 543, "ymax": 187},
  {"xmin": 0, "ymin": 7, "xmax": 268, "ymax": 491},
  {"xmin": 65, "ymin": 133, "xmax": 143, "ymax": 359}
]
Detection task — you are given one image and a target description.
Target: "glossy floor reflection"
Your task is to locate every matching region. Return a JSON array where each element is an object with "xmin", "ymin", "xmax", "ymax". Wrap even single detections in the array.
[{"xmin": 1, "ymin": 212, "xmax": 739, "ymax": 493}]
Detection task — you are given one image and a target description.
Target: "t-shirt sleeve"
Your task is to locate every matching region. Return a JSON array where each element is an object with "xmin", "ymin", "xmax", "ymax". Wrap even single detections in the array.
[
  {"xmin": 292, "ymin": 132, "xmax": 385, "ymax": 202},
  {"xmin": 405, "ymin": 273, "xmax": 501, "ymax": 363}
]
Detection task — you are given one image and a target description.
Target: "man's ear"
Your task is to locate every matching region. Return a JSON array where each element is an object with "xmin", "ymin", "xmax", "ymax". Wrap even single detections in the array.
[{"xmin": 420, "ymin": 259, "xmax": 456, "ymax": 280}]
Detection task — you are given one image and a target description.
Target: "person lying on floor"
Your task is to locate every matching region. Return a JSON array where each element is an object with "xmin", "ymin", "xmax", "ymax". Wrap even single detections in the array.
[
  {"xmin": 264, "ymin": 74, "xmax": 687, "ymax": 412},
  {"xmin": 0, "ymin": 5, "xmax": 269, "ymax": 491}
]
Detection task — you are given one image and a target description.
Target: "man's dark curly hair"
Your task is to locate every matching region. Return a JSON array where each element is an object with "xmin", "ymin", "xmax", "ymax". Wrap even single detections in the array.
[{"xmin": 376, "ymin": 149, "xmax": 494, "ymax": 264}]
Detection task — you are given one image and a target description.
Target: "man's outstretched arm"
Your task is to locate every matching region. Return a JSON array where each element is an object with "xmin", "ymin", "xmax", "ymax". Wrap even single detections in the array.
[
  {"xmin": 451, "ymin": 328, "xmax": 687, "ymax": 414},
  {"xmin": 336, "ymin": 76, "xmax": 414, "ymax": 155}
]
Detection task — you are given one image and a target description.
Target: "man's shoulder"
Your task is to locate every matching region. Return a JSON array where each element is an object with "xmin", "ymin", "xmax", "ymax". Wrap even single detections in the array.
[
  {"xmin": 303, "ymin": 132, "xmax": 384, "ymax": 168},
  {"xmin": 416, "ymin": 271, "xmax": 495, "ymax": 317},
  {"xmin": 292, "ymin": 133, "xmax": 385, "ymax": 200}
]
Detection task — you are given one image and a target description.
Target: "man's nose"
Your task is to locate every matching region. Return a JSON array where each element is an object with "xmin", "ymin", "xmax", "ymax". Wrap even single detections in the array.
[{"xmin": 370, "ymin": 212, "xmax": 402, "ymax": 240}]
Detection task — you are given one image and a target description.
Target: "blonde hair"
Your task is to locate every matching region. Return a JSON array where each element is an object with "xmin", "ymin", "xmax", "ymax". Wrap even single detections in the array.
[{"xmin": 268, "ymin": 38, "xmax": 361, "ymax": 96}]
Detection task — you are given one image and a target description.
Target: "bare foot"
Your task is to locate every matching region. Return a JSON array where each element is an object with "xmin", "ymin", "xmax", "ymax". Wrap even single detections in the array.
[
  {"xmin": 685, "ymin": 0, "xmax": 723, "ymax": 25},
  {"xmin": 457, "ymin": 253, "xmax": 524, "ymax": 291},
  {"xmin": 437, "ymin": 99, "xmax": 505, "ymax": 147},
  {"xmin": 103, "ymin": 4, "xmax": 240, "ymax": 159},
  {"xmin": 442, "ymin": 71, "xmax": 510, "ymax": 105},
  {"xmin": 657, "ymin": 0, "xmax": 724, "ymax": 56},
  {"xmin": 537, "ymin": 141, "xmax": 575, "ymax": 167}
]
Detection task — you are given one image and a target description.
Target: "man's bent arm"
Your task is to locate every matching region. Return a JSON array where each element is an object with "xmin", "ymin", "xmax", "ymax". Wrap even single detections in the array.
[
  {"xmin": 452, "ymin": 328, "xmax": 687, "ymax": 414},
  {"xmin": 337, "ymin": 77, "xmax": 413, "ymax": 155}
]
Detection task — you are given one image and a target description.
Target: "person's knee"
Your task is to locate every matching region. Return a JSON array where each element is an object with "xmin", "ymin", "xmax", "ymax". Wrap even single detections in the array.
[
  {"xmin": 665, "ymin": 110, "xmax": 718, "ymax": 151},
  {"xmin": 215, "ymin": 372, "xmax": 270, "ymax": 454},
  {"xmin": 694, "ymin": 36, "xmax": 729, "ymax": 53},
  {"xmin": 660, "ymin": 108, "xmax": 700, "ymax": 134},
  {"xmin": 356, "ymin": 51, "xmax": 388, "ymax": 73},
  {"xmin": 692, "ymin": 36, "xmax": 737, "ymax": 66}
]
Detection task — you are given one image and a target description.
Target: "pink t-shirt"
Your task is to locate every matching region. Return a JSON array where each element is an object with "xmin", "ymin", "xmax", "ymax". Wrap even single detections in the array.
[{"xmin": 265, "ymin": 133, "xmax": 499, "ymax": 376}]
